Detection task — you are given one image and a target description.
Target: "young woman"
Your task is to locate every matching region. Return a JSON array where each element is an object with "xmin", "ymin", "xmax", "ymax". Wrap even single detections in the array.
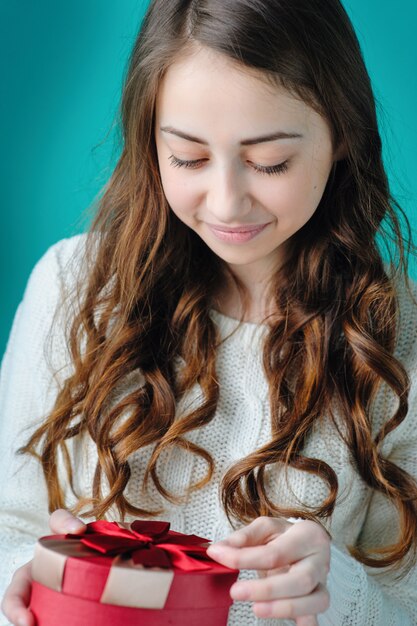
[{"xmin": 1, "ymin": 1, "xmax": 417, "ymax": 625}]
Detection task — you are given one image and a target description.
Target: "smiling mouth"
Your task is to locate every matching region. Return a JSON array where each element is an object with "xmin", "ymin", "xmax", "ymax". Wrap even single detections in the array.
[
  {"xmin": 206, "ymin": 222, "xmax": 270, "ymax": 243},
  {"xmin": 206, "ymin": 223, "xmax": 270, "ymax": 233}
]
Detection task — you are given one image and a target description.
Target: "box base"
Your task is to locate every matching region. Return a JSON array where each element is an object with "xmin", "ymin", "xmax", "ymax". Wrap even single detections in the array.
[{"xmin": 30, "ymin": 581, "xmax": 231, "ymax": 626}]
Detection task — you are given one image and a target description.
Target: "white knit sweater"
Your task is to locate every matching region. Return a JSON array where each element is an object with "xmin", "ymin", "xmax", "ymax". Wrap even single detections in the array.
[{"xmin": 1, "ymin": 235, "xmax": 417, "ymax": 626}]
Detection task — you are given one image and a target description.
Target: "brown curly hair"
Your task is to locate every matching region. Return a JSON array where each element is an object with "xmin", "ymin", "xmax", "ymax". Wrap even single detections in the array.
[{"xmin": 21, "ymin": 0, "xmax": 417, "ymax": 572}]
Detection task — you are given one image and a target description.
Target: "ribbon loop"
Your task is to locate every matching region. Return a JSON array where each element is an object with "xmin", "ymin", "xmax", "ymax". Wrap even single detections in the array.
[{"xmin": 69, "ymin": 520, "xmax": 213, "ymax": 571}]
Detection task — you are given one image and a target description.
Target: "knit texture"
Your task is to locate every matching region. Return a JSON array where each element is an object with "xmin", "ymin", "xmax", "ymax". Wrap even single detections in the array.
[{"xmin": 1, "ymin": 235, "xmax": 417, "ymax": 625}]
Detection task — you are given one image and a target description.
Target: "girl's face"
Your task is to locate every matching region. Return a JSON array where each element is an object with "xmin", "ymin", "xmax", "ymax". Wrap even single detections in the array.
[{"xmin": 155, "ymin": 45, "xmax": 337, "ymax": 281}]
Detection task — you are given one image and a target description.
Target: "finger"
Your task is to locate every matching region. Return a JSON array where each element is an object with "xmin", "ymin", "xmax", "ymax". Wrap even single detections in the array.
[
  {"xmin": 208, "ymin": 519, "xmax": 329, "ymax": 571},
  {"xmin": 1, "ymin": 562, "xmax": 35, "ymax": 626},
  {"xmin": 208, "ymin": 541, "xmax": 300, "ymax": 571},
  {"xmin": 258, "ymin": 564, "xmax": 290, "ymax": 578},
  {"xmin": 252, "ymin": 583, "xmax": 330, "ymax": 620},
  {"xmin": 296, "ymin": 616, "xmax": 319, "ymax": 626},
  {"xmin": 231, "ymin": 554, "xmax": 328, "ymax": 602},
  {"xmin": 49, "ymin": 509, "xmax": 86, "ymax": 534},
  {"xmin": 210, "ymin": 516, "xmax": 289, "ymax": 549}
]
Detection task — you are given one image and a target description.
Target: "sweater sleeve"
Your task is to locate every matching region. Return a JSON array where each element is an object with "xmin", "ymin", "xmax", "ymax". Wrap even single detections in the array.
[
  {"xmin": 320, "ymin": 313, "xmax": 417, "ymax": 624},
  {"xmin": 0, "ymin": 236, "xmax": 84, "ymax": 622}
]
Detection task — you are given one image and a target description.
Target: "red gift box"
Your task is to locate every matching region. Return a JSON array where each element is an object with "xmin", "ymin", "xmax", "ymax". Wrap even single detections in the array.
[{"xmin": 30, "ymin": 520, "xmax": 239, "ymax": 626}]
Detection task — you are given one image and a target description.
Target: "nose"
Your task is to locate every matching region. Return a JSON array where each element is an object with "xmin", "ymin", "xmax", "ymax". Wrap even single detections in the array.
[{"xmin": 205, "ymin": 163, "xmax": 252, "ymax": 223}]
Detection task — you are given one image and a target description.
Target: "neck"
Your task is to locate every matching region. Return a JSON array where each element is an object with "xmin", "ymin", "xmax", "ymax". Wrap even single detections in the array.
[{"xmin": 213, "ymin": 275, "xmax": 276, "ymax": 324}]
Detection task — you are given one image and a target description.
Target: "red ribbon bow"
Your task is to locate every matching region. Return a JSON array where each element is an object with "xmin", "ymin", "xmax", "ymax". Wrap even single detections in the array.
[{"xmin": 68, "ymin": 520, "xmax": 213, "ymax": 571}]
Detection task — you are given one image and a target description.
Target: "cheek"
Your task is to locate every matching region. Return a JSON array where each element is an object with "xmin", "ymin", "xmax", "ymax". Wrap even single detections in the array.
[
  {"xmin": 266, "ymin": 165, "xmax": 330, "ymax": 229},
  {"xmin": 160, "ymin": 168, "xmax": 199, "ymax": 223}
]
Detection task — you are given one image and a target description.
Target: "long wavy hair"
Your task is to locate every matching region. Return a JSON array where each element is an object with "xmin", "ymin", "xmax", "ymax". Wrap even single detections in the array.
[{"xmin": 21, "ymin": 0, "xmax": 417, "ymax": 571}]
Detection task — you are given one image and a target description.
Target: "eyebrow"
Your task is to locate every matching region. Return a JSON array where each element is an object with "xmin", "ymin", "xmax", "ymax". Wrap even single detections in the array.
[{"xmin": 160, "ymin": 126, "xmax": 303, "ymax": 145}]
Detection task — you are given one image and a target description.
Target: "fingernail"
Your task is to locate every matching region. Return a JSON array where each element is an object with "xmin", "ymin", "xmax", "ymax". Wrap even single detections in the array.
[
  {"xmin": 66, "ymin": 520, "xmax": 85, "ymax": 533},
  {"xmin": 230, "ymin": 584, "xmax": 249, "ymax": 600},
  {"xmin": 207, "ymin": 543, "xmax": 225, "ymax": 554}
]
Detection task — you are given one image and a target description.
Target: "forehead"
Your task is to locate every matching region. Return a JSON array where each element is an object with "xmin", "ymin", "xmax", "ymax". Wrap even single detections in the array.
[{"xmin": 155, "ymin": 44, "xmax": 321, "ymax": 139}]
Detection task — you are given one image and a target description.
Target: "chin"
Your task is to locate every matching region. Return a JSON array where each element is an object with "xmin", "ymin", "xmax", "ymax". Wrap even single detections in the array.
[{"xmin": 210, "ymin": 248, "xmax": 271, "ymax": 266}]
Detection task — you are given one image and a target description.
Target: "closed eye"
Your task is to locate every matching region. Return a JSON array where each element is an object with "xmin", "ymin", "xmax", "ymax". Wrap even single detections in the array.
[
  {"xmin": 168, "ymin": 154, "xmax": 289, "ymax": 176},
  {"xmin": 168, "ymin": 155, "xmax": 205, "ymax": 170},
  {"xmin": 252, "ymin": 161, "xmax": 289, "ymax": 175}
]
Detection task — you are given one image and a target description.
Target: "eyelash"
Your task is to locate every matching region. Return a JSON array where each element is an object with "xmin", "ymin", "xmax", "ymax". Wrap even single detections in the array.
[{"xmin": 168, "ymin": 154, "xmax": 289, "ymax": 176}]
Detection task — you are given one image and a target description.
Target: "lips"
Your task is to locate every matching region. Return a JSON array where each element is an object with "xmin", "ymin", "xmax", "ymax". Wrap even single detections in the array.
[
  {"xmin": 207, "ymin": 222, "xmax": 270, "ymax": 243},
  {"xmin": 206, "ymin": 223, "xmax": 269, "ymax": 233}
]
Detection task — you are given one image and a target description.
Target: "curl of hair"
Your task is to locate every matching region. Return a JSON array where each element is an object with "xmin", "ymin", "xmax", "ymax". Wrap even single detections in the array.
[{"xmin": 21, "ymin": 0, "xmax": 417, "ymax": 572}]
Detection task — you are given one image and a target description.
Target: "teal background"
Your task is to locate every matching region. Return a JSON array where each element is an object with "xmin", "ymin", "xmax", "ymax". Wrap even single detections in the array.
[{"xmin": 0, "ymin": 1, "xmax": 416, "ymax": 357}]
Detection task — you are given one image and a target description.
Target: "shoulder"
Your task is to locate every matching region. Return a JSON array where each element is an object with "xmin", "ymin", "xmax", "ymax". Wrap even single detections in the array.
[
  {"xmin": 26, "ymin": 233, "xmax": 88, "ymax": 297},
  {"xmin": 376, "ymin": 274, "xmax": 417, "ymax": 447},
  {"xmin": 394, "ymin": 274, "xmax": 417, "ymax": 370},
  {"xmin": 4, "ymin": 234, "xmax": 90, "ymax": 372},
  {"xmin": 363, "ymin": 273, "xmax": 417, "ymax": 441}
]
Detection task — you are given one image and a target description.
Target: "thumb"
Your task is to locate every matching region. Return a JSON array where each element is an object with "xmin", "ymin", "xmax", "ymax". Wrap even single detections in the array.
[{"xmin": 49, "ymin": 509, "xmax": 87, "ymax": 534}]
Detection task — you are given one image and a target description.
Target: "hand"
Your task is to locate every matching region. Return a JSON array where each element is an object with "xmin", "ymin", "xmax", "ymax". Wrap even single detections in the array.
[
  {"xmin": 1, "ymin": 509, "xmax": 86, "ymax": 626},
  {"xmin": 206, "ymin": 516, "xmax": 330, "ymax": 626}
]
